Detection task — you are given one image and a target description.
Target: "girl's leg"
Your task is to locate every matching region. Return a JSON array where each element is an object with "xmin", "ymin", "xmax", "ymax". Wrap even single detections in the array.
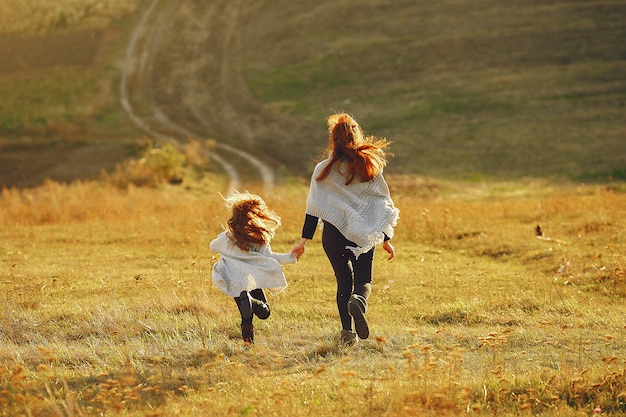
[
  {"xmin": 249, "ymin": 288, "xmax": 271, "ymax": 320},
  {"xmin": 233, "ymin": 294, "xmax": 253, "ymax": 325},
  {"xmin": 322, "ymin": 222, "xmax": 355, "ymax": 332},
  {"xmin": 234, "ymin": 294, "xmax": 254, "ymax": 344}
]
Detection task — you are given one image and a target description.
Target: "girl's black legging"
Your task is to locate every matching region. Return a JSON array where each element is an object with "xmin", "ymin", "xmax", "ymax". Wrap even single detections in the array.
[
  {"xmin": 233, "ymin": 288, "xmax": 269, "ymax": 325},
  {"xmin": 322, "ymin": 222, "xmax": 374, "ymax": 331}
]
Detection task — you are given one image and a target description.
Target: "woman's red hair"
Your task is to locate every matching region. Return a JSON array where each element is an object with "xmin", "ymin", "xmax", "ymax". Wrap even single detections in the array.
[{"xmin": 316, "ymin": 114, "xmax": 391, "ymax": 185}]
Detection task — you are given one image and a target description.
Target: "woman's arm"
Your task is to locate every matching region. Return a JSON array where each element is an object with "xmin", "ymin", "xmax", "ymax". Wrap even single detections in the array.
[
  {"xmin": 301, "ymin": 214, "xmax": 318, "ymax": 240},
  {"xmin": 290, "ymin": 214, "xmax": 318, "ymax": 260},
  {"xmin": 290, "ymin": 238, "xmax": 308, "ymax": 260},
  {"xmin": 382, "ymin": 240, "xmax": 395, "ymax": 261}
]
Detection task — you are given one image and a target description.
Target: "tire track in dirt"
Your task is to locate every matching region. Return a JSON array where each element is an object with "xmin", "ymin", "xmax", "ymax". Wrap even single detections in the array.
[{"xmin": 120, "ymin": 0, "xmax": 274, "ymax": 193}]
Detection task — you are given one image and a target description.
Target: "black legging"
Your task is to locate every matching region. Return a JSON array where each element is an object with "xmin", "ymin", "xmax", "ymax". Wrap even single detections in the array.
[
  {"xmin": 233, "ymin": 288, "xmax": 270, "ymax": 325},
  {"xmin": 322, "ymin": 222, "xmax": 373, "ymax": 331}
]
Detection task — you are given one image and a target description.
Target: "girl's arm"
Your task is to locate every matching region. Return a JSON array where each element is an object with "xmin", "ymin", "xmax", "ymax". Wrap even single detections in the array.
[{"xmin": 260, "ymin": 243, "xmax": 297, "ymax": 264}]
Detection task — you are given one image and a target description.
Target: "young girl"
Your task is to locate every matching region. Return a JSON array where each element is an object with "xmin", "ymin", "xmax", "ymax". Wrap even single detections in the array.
[
  {"xmin": 210, "ymin": 192, "xmax": 297, "ymax": 345},
  {"xmin": 291, "ymin": 113, "xmax": 399, "ymax": 346}
]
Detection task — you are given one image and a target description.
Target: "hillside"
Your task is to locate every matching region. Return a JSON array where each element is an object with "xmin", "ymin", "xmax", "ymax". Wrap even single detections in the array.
[
  {"xmin": 240, "ymin": 0, "xmax": 626, "ymax": 179},
  {"xmin": 0, "ymin": 0, "xmax": 625, "ymax": 188}
]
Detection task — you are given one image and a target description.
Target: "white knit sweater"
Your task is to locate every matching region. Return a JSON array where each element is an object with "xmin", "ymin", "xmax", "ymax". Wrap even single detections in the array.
[
  {"xmin": 305, "ymin": 158, "xmax": 400, "ymax": 258},
  {"xmin": 210, "ymin": 231, "xmax": 296, "ymax": 297}
]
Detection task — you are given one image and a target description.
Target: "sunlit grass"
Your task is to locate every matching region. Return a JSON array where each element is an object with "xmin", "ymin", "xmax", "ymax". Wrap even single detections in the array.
[{"xmin": 1, "ymin": 173, "xmax": 625, "ymax": 416}]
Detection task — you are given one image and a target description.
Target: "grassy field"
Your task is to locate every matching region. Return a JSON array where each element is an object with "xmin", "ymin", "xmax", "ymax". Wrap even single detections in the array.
[
  {"xmin": 1, "ymin": 174, "xmax": 625, "ymax": 416},
  {"xmin": 1, "ymin": 0, "xmax": 626, "ymax": 416},
  {"xmin": 242, "ymin": 0, "xmax": 626, "ymax": 180},
  {"xmin": 0, "ymin": 0, "xmax": 142, "ymax": 188},
  {"xmin": 0, "ymin": 0, "xmax": 625, "ymax": 185}
]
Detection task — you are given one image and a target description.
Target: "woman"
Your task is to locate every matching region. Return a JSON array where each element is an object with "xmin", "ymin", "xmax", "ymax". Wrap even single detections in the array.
[{"xmin": 290, "ymin": 113, "xmax": 399, "ymax": 346}]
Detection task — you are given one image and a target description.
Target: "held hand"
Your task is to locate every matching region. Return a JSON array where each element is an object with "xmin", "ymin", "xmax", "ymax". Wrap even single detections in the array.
[
  {"xmin": 290, "ymin": 246, "xmax": 305, "ymax": 261},
  {"xmin": 382, "ymin": 241, "xmax": 395, "ymax": 261},
  {"xmin": 290, "ymin": 238, "xmax": 308, "ymax": 261}
]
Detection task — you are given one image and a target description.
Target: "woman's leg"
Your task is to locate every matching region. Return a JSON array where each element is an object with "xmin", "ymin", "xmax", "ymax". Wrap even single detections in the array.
[
  {"xmin": 349, "ymin": 247, "xmax": 374, "ymax": 339},
  {"xmin": 322, "ymin": 222, "xmax": 355, "ymax": 332},
  {"xmin": 351, "ymin": 248, "xmax": 374, "ymax": 305}
]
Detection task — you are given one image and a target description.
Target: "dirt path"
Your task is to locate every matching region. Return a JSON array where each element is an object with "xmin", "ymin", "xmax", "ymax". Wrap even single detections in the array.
[{"xmin": 120, "ymin": 0, "xmax": 276, "ymax": 193}]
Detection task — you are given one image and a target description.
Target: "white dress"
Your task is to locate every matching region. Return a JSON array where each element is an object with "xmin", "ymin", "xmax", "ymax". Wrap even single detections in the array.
[{"xmin": 210, "ymin": 231, "xmax": 296, "ymax": 297}]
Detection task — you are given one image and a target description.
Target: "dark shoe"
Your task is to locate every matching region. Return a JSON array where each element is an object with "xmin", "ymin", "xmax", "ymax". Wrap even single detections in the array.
[
  {"xmin": 340, "ymin": 329, "xmax": 357, "ymax": 347},
  {"xmin": 252, "ymin": 298, "xmax": 271, "ymax": 320},
  {"xmin": 348, "ymin": 294, "xmax": 369, "ymax": 339},
  {"xmin": 241, "ymin": 323, "xmax": 254, "ymax": 344},
  {"xmin": 239, "ymin": 291, "xmax": 252, "ymax": 320}
]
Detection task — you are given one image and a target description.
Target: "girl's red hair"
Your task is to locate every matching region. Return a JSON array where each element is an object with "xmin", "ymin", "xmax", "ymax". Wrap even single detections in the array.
[
  {"xmin": 316, "ymin": 114, "xmax": 391, "ymax": 185},
  {"xmin": 225, "ymin": 192, "xmax": 281, "ymax": 251}
]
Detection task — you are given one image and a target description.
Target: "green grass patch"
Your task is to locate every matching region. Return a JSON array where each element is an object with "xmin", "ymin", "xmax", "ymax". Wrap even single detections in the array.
[
  {"xmin": 0, "ymin": 69, "xmax": 101, "ymax": 133},
  {"xmin": 244, "ymin": 0, "xmax": 626, "ymax": 180}
]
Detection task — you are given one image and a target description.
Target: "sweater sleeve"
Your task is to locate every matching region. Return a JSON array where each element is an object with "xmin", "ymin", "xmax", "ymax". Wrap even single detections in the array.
[
  {"xmin": 301, "ymin": 214, "xmax": 319, "ymax": 239},
  {"xmin": 258, "ymin": 244, "xmax": 297, "ymax": 264}
]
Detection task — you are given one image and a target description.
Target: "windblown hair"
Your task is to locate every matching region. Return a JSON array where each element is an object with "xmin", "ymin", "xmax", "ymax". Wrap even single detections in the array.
[
  {"xmin": 225, "ymin": 192, "xmax": 281, "ymax": 251},
  {"xmin": 316, "ymin": 113, "xmax": 391, "ymax": 185}
]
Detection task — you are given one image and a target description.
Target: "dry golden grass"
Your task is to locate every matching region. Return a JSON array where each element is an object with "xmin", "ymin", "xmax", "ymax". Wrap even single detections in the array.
[{"xmin": 1, "ymin": 172, "xmax": 625, "ymax": 416}]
